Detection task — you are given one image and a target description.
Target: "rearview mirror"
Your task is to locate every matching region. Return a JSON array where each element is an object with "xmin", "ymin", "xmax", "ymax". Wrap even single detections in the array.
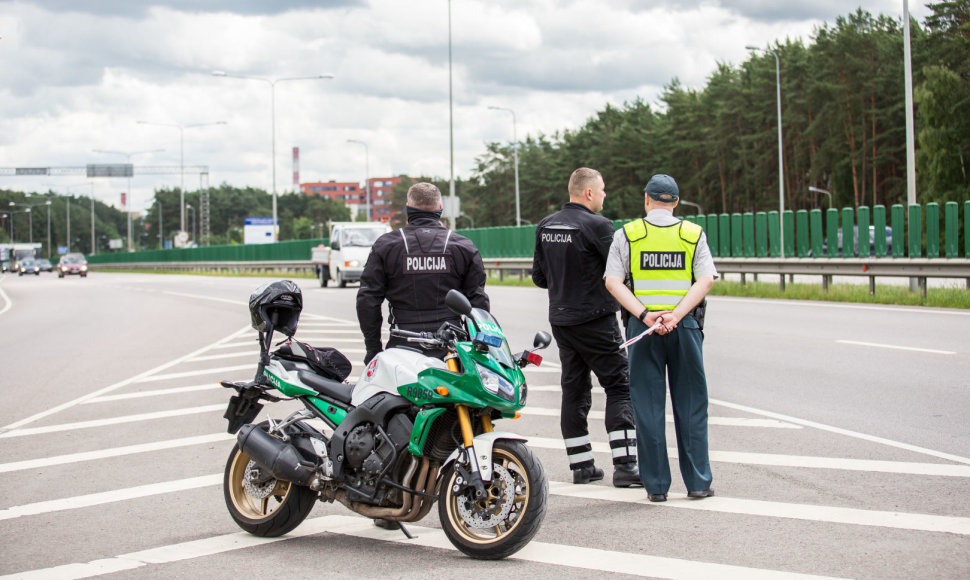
[
  {"xmin": 533, "ymin": 331, "xmax": 551, "ymax": 350},
  {"xmin": 445, "ymin": 289, "xmax": 472, "ymax": 316}
]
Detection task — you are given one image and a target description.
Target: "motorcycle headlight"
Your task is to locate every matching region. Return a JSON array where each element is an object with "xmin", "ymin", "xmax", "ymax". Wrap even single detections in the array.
[{"xmin": 476, "ymin": 363, "xmax": 515, "ymax": 403}]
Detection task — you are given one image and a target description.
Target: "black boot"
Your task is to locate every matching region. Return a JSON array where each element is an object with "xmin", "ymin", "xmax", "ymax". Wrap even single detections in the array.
[
  {"xmin": 612, "ymin": 463, "xmax": 642, "ymax": 488},
  {"xmin": 572, "ymin": 464, "xmax": 605, "ymax": 484}
]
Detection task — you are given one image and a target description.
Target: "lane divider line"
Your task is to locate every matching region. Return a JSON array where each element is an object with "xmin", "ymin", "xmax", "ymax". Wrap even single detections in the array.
[
  {"xmin": 0, "ymin": 433, "xmax": 234, "ymax": 474},
  {"xmin": 133, "ymin": 364, "xmax": 254, "ymax": 383},
  {"xmin": 525, "ymin": 436, "xmax": 970, "ymax": 477},
  {"xmin": 709, "ymin": 399, "xmax": 970, "ymax": 466},
  {"xmin": 0, "ymin": 405, "xmax": 226, "ymax": 439},
  {"xmin": 0, "ymin": 514, "xmax": 844, "ymax": 580},
  {"xmin": 6, "ymin": 474, "xmax": 967, "ymax": 537},
  {"xmin": 3, "ymin": 432, "xmax": 967, "ymax": 478},
  {"xmin": 546, "ymin": 481, "xmax": 970, "ymax": 535},
  {"xmin": 520, "ymin": 407, "xmax": 801, "ymax": 429},
  {"xmin": 835, "ymin": 339, "xmax": 955, "ymax": 355},
  {"xmin": 83, "ymin": 384, "xmax": 221, "ymax": 404}
]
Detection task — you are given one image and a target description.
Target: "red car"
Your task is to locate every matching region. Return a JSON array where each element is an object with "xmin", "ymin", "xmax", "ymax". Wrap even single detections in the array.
[{"xmin": 58, "ymin": 253, "xmax": 88, "ymax": 278}]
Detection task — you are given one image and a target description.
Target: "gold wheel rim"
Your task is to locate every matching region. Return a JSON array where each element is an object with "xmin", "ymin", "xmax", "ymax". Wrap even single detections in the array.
[
  {"xmin": 445, "ymin": 447, "xmax": 530, "ymax": 545},
  {"xmin": 228, "ymin": 449, "xmax": 293, "ymax": 520}
]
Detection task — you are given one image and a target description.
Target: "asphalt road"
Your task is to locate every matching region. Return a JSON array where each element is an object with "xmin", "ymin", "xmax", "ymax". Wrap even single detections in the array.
[{"xmin": 0, "ymin": 272, "xmax": 968, "ymax": 579}]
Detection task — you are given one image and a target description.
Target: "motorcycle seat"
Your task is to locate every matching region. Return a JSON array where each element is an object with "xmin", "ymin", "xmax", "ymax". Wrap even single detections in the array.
[{"xmin": 298, "ymin": 370, "xmax": 354, "ymax": 403}]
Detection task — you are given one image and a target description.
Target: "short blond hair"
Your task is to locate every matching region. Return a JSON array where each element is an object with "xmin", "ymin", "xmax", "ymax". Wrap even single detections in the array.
[
  {"xmin": 568, "ymin": 167, "xmax": 602, "ymax": 199},
  {"xmin": 406, "ymin": 182, "xmax": 442, "ymax": 210}
]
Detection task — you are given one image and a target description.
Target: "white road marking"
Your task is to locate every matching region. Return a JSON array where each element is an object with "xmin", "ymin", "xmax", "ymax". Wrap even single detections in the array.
[
  {"xmin": 9, "ymin": 473, "xmax": 968, "ymax": 538},
  {"xmin": 83, "ymin": 383, "xmax": 220, "ymax": 403},
  {"xmin": 133, "ymin": 364, "xmax": 254, "ymax": 383},
  {"xmin": 1, "ymin": 514, "xmax": 843, "ymax": 580},
  {"xmin": 0, "ymin": 433, "xmax": 234, "ymax": 474},
  {"xmin": 710, "ymin": 295, "xmax": 970, "ymax": 316},
  {"xmin": 547, "ymin": 481, "xmax": 970, "ymax": 535},
  {"xmin": 0, "ymin": 284, "xmax": 12, "ymax": 317},
  {"xmin": 212, "ymin": 340, "xmax": 259, "ymax": 349},
  {"xmin": 188, "ymin": 351, "xmax": 259, "ymax": 362},
  {"xmin": 710, "ymin": 399, "xmax": 970, "ymax": 465},
  {"xmin": 0, "ymin": 325, "xmax": 252, "ymax": 432},
  {"xmin": 835, "ymin": 339, "xmax": 955, "ymax": 355},
  {"xmin": 0, "ymin": 475, "xmax": 222, "ymax": 521},
  {"xmin": 525, "ymin": 437, "xmax": 970, "ymax": 477},
  {"xmin": 161, "ymin": 291, "xmax": 245, "ymax": 306},
  {"xmin": 520, "ymin": 406, "xmax": 801, "ymax": 428},
  {"xmin": 0, "ymin": 405, "xmax": 225, "ymax": 439}
]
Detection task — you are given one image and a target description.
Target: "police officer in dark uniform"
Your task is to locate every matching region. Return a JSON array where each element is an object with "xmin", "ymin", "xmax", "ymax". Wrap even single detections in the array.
[
  {"xmin": 357, "ymin": 181, "xmax": 489, "ymax": 364},
  {"xmin": 532, "ymin": 167, "xmax": 641, "ymax": 487}
]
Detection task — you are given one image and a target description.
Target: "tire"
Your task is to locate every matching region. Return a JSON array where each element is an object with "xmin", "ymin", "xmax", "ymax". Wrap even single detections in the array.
[
  {"xmin": 337, "ymin": 270, "xmax": 347, "ymax": 288},
  {"xmin": 223, "ymin": 426, "xmax": 318, "ymax": 537},
  {"xmin": 438, "ymin": 440, "xmax": 548, "ymax": 560}
]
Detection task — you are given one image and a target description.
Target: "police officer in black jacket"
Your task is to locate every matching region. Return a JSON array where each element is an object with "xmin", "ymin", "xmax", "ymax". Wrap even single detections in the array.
[
  {"xmin": 357, "ymin": 181, "xmax": 490, "ymax": 365},
  {"xmin": 532, "ymin": 167, "xmax": 641, "ymax": 487}
]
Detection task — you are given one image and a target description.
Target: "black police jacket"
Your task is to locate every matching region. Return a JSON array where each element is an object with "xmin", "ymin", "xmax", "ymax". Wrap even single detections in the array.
[
  {"xmin": 356, "ymin": 215, "xmax": 490, "ymax": 355},
  {"xmin": 532, "ymin": 202, "xmax": 619, "ymax": 326}
]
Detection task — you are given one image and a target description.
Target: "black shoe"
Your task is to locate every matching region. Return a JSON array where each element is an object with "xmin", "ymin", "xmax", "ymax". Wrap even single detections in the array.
[
  {"xmin": 648, "ymin": 493, "xmax": 667, "ymax": 502},
  {"xmin": 612, "ymin": 463, "xmax": 643, "ymax": 488},
  {"xmin": 572, "ymin": 465, "xmax": 605, "ymax": 484},
  {"xmin": 373, "ymin": 518, "xmax": 398, "ymax": 530},
  {"xmin": 687, "ymin": 488, "xmax": 715, "ymax": 499}
]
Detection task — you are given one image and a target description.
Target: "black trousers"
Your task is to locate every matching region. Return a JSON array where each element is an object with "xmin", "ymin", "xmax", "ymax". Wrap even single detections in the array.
[{"xmin": 552, "ymin": 314, "xmax": 636, "ymax": 469}]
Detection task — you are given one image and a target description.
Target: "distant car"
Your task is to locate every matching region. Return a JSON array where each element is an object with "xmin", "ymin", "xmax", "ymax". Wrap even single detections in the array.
[
  {"xmin": 18, "ymin": 259, "xmax": 41, "ymax": 276},
  {"xmin": 34, "ymin": 258, "xmax": 53, "ymax": 272},
  {"xmin": 1, "ymin": 260, "xmax": 9, "ymax": 273},
  {"xmin": 58, "ymin": 253, "xmax": 88, "ymax": 278}
]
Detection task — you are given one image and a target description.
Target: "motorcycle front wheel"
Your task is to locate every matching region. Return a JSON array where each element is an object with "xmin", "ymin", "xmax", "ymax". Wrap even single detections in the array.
[
  {"xmin": 438, "ymin": 440, "xmax": 548, "ymax": 560},
  {"xmin": 223, "ymin": 430, "xmax": 318, "ymax": 537}
]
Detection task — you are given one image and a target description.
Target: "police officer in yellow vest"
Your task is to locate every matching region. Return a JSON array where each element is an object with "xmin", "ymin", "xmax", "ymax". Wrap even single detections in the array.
[{"xmin": 604, "ymin": 174, "xmax": 717, "ymax": 502}]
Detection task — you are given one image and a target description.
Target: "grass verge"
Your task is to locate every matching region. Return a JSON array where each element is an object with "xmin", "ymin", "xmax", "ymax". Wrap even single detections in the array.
[
  {"xmin": 708, "ymin": 280, "xmax": 970, "ymax": 309},
  {"xmin": 93, "ymin": 269, "xmax": 968, "ymax": 309}
]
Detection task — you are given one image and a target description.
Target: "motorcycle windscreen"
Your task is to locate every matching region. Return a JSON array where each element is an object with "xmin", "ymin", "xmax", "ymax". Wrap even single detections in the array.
[{"xmin": 466, "ymin": 308, "xmax": 516, "ymax": 369}]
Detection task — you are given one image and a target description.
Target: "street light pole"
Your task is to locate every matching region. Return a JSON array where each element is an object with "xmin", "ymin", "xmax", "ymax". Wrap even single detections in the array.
[
  {"xmin": 347, "ymin": 140, "xmax": 370, "ymax": 221},
  {"xmin": 137, "ymin": 121, "xmax": 225, "ymax": 235},
  {"xmin": 93, "ymin": 148, "xmax": 165, "ymax": 251},
  {"xmin": 808, "ymin": 186, "xmax": 832, "ymax": 209},
  {"xmin": 488, "ymin": 106, "xmax": 521, "ymax": 226},
  {"xmin": 746, "ymin": 45, "xmax": 786, "ymax": 258},
  {"xmin": 212, "ymin": 71, "xmax": 334, "ymax": 240},
  {"xmin": 448, "ymin": 0, "xmax": 455, "ymax": 228}
]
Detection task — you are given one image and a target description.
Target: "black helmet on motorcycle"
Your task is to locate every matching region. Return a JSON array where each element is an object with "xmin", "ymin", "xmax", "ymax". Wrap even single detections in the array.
[{"xmin": 249, "ymin": 280, "xmax": 302, "ymax": 337}]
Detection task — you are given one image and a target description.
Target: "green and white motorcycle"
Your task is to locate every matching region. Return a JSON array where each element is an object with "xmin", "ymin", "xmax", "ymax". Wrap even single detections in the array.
[{"xmin": 222, "ymin": 280, "xmax": 550, "ymax": 560}]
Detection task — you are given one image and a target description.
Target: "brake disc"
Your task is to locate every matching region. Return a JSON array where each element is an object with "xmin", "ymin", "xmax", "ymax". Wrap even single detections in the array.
[
  {"xmin": 456, "ymin": 464, "xmax": 516, "ymax": 529},
  {"xmin": 242, "ymin": 460, "xmax": 278, "ymax": 500}
]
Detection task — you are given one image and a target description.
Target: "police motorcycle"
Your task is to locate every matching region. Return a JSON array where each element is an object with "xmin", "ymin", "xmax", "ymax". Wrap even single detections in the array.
[{"xmin": 221, "ymin": 280, "xmax": 552, "ymax": 560}]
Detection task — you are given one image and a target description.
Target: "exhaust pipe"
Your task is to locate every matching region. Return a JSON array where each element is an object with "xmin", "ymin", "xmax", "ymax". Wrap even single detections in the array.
[{"xmin": 237, "ymin": 424, "xmax": 316, "ymax": 486}]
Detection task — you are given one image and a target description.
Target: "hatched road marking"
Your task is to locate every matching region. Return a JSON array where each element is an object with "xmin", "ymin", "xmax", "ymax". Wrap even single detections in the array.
[{"xmin": 1, "ymin": 514, "xmax": 845, "ymax": 580}]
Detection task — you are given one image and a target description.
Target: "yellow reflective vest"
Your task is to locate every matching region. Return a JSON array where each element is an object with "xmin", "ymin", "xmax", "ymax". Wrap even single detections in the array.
[{"xmin": 623, "ymin": 218, "xmax": 702, "ymax": 310}]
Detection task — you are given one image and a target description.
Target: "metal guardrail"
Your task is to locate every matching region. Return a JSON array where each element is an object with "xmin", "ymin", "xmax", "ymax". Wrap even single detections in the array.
[{"xmin": 90, "ymin": 257, "xmax": 970, "ymax": 295}]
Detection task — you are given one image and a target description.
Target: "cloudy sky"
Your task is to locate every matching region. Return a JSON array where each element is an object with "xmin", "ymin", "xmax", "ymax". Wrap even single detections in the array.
[{"xmin": 1, "ymin": 0, "xmax": 931, "ymax": 214}]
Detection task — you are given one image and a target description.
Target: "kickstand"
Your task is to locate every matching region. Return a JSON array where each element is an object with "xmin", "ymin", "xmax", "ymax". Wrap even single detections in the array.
[{"xmin": 397, "ymin": 522, "xmax": 414, "ymax": 539}]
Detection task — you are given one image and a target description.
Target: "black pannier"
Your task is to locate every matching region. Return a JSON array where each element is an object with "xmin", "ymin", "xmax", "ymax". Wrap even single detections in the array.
[{"xmin": 275, "ymin": 340, "xmax": 352, "ymax": 382}]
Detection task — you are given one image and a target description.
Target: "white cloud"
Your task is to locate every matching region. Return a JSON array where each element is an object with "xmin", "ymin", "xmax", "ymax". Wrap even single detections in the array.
[{"xmin": 0, "ymin": 0, "xmax": 935, "ymax": 214}]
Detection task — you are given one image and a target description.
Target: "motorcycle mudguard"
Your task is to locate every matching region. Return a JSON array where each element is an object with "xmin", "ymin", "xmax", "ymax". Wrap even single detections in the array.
[{"xmin": 441, "ymin": 431, "xmax": 528, "ymax": 483}]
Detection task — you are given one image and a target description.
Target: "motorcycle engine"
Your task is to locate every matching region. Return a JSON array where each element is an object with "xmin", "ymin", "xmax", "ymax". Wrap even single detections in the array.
[{"xmin": 342, "ymin": 415, "xmax": 414, "ymax": 503}]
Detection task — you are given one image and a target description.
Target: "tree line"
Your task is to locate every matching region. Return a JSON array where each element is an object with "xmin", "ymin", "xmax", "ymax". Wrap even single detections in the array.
[{"xmin": 457, "ymin": 2, "xmax": 970, "ymax": 227}]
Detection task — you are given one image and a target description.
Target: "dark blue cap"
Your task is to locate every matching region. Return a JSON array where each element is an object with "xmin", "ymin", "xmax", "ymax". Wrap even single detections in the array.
[{"xmin": 644, "ymin": 174, "xmax": 679, "ymax": 201}]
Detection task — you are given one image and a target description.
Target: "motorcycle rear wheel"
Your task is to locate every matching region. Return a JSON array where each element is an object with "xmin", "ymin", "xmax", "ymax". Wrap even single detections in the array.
[
  {"xmin": 439, "ymin": 440, "xmax": 547, "ymax": 560},
  {"xmin": 223, "ymin": 431, "xmax": 318, "ymax": 537}
]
